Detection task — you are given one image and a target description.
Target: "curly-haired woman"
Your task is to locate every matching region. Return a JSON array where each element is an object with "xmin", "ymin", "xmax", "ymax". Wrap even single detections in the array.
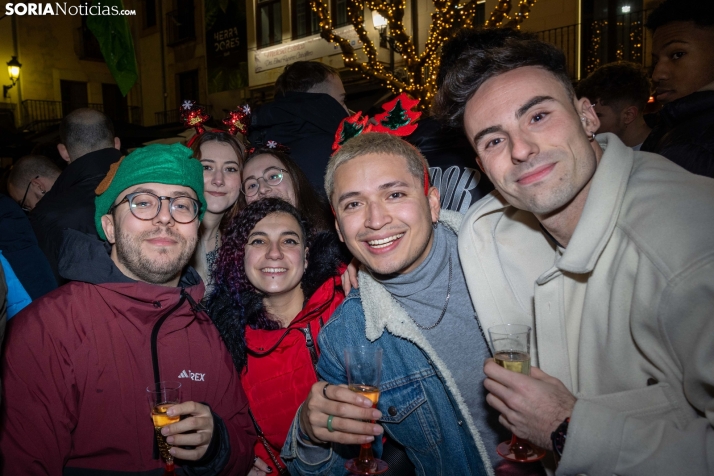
[{"xmin": 207, "ymin": 197, "xmax": 346, "ymax": 475}]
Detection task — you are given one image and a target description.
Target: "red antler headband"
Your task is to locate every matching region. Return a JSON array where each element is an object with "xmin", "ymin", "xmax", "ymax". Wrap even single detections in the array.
[
  {"xmin": 222, "ymin": 104, "xmax": 251, "ymax": 136},
  {"xmin": 181, "ymin": 100, "xmax": 211, "ymax": 148},
  {"xmin": 332, "ymin": 93, "xmax": 427, "ymax": 195}
]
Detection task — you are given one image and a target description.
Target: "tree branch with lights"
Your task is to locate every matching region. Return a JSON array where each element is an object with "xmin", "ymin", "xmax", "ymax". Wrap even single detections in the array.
[{"xmin": 310, "ymin": 0, "xmax": 538, "ymax": 108}]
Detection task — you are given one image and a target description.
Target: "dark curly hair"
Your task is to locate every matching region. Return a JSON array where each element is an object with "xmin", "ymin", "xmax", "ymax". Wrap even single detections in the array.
[
  {"xmin": 576, "ymin": 62, "xmax": 651, "ymax": 112},
  {"xmin": 206, "ymin": 197, "xmax": 344, "ymax": 373},
  {"xmin": 239, "ymin": 147, "xmax": 333, "ymax": 232},
  {"xmin": 434, "ymin": 34, "xmax": 575, "ymax": 129},
  {"xmin": 646, "ymin": 0, "xmax": 714, "ymax": 33},
  {"xmin": 436, "ymin": 27, "xmax": 535, "ymax": 89}
]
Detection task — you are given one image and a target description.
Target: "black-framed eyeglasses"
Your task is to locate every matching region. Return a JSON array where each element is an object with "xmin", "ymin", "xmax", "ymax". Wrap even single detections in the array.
[
  {"xmin": 241, "ymin": 167, "xmax": 287, "ymax": 197},
  {"xmin": 109, "ymin": 192, "xmax": 201, "ymax": 224},
  {"xmin": 19, "ymin": 175, "xmax": 40, "ymax": 212}
]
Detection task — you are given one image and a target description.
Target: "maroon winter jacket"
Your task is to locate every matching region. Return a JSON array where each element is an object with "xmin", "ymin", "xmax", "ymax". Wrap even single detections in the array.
[{"xmin": 0, "ymin": 231, "xmax": 256, "ymax": 475}]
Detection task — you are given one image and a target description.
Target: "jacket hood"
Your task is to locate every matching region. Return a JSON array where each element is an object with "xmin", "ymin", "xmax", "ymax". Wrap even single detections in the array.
[
  {"xmin": 58, "ymin": 228, "xmax": 203, "ymax": 289},
  {"xmin": 249, "ymin": 92, "xmax": 349, "ymax": 139}
]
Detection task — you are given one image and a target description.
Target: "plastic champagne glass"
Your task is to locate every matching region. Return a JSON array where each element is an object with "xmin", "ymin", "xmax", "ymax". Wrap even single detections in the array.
[
  {"xmin": 344, "ymin": 346, "xmax": 389, "ymax": 475},
  {"xmin": 147, "ymin": 381, "xmax": 182, "ymax": 475},
  {"xmin": 488, "ymin": 324, "xmax": 546, "ymax": 463}
]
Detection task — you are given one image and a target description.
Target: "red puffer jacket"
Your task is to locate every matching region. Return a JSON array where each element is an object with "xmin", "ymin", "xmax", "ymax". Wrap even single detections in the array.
[
  {"xmin": 0, "ymin": 231, "xmax": 256, "ymax": 476},
  {"xmin": 242, "ymin": 275, "xmax": 345, "ymax": 473}
]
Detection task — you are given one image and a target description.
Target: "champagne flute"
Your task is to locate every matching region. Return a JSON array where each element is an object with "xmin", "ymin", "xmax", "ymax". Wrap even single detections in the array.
[
  {"xmin": 147, "ymin": 381, "xmax": 182, "ymax": 476},
  {"xmin": 344, "ymin": 346, "xmax": 389, "ymax": 475},
  {"xmin": 488, "ymin": 324, "xmax": 546, "ymax": 463}
]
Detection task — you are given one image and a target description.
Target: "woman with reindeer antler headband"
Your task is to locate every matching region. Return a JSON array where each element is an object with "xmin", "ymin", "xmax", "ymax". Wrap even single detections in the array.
[{"xmin": 181, "ymin": 100, "xmax": 249, "ymax": 296}]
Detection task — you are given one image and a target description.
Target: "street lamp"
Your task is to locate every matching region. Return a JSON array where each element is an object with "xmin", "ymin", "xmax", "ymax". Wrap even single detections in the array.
[{"xmin": 3, "ymin": 56, "xmax": 22, "ymax": 99}]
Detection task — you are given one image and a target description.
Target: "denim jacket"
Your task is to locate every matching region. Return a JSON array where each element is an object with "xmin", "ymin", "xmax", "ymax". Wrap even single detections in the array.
[{"xmin": 281, "ymin": 211, "xmax": 494, "ymax": 476}]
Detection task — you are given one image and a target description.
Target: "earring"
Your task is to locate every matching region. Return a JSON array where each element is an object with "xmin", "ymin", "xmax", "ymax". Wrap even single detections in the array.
[
  {"xmin": 432, "ymin": 222, "xmax": 438, "ymax": 229},
  {"xmin": 580, "ymin": 116, "xmax": 586, "ymax": 122},
  {"xmin": 588, "ymin": 132, "xmax": 596, "ymax": 141}
]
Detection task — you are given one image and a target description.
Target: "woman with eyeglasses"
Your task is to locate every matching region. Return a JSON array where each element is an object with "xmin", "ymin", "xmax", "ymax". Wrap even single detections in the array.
[
  {"xmin": 240, "ymin": 147, "xmax": 332, "ymax": 233},
  {"xmin": 190, "ymin": 132, "xmax": 246, "ymax": 296},
  {"xmin": 207, "ymin": 197, "xmax": 346, "ymax": 476}
]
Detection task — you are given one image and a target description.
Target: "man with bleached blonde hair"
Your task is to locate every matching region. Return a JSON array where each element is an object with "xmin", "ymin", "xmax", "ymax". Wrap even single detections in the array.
[{"xmin": 281, "ymin": 132, "xmax": 512, "ymax": 476}]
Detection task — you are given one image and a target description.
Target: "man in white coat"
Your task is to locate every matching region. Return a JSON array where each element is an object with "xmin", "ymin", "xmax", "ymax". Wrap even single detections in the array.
[{"xmin": 434, "ymin": 33, "xmax": 714, "ymax": 475}]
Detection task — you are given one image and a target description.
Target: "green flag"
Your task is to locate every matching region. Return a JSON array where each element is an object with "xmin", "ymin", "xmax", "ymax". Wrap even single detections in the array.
[{"xmin": 87, "ymin": 0, "xmax": 138, "ymax": 96}]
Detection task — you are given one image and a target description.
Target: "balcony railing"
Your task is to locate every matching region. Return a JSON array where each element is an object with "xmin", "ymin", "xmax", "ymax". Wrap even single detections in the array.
[
  {"xmin": 536, "ymin": 24, "xmax": 579, "ymax": 80},
  {"xmin": 166, "ymin": 8, "xmax": 196, "ymax": 46},
  {"xmin": 535, "ymin": 9, "xmax": 653, "ymax": 80},
  {"xmin": 21, "ymin": 99, "xmax": 141, "ymax": 131}
]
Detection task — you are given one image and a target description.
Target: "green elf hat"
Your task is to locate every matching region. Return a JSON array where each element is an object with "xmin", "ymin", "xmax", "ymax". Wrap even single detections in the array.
[{"xmin": 94, "ymin": 143, "xmax": 207, "ymax": 240}]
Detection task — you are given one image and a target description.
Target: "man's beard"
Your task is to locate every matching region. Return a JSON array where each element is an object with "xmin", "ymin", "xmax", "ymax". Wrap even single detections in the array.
[{"xmin": 115, "ymin": 226, "xmax": 197, "ymax": 285}]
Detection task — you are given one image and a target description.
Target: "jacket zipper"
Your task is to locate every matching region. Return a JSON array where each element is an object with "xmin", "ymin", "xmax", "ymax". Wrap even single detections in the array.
[{"xmin": 301, "ymin": 326, "xmax": 320, "ymax": 375}]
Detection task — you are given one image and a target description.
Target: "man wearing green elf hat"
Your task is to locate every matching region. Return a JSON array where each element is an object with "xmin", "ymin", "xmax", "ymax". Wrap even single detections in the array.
[{"xmin": 0, "ymin": 144, "xmax": 257, "ymax": 475}]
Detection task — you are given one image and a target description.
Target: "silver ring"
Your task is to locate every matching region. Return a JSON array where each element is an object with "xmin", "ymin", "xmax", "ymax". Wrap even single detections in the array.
[{"xmin": 322, "ymin": 383, "xmax": 330, "ymax": 400}]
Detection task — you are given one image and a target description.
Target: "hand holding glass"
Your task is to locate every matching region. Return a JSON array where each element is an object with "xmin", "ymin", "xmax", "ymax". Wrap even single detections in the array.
[
  {"xmin": 147, "ymin": 381, "xmax": 182, "ymax": 475},
  {"xmin": 344, "ymin": 346, "xmax": 388, "ymax": 475},
  {"xmin": 488, "ymin": 324, "xmax": 546, "ymax": 463}
]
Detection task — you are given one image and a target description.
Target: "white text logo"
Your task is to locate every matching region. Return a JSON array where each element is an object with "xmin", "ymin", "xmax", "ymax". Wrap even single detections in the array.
[
  {"xmin": 5, "ymin": 3, "xmax": 137, "ymax": 16},
  {"xmin": 178, "ymin": 369, "xmax": 206, "ymax": 382}
]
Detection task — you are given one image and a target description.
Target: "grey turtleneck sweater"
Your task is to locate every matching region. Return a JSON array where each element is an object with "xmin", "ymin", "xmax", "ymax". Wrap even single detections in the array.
[{"xmin": 380, "ymin": 223, "xmax": 506, "ymax": 466}]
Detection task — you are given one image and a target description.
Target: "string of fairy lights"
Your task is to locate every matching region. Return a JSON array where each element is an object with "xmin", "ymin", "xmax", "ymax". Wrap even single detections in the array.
[{"xmin": 309, "ymin": 0, "xmax": 537, "ymax": 108}]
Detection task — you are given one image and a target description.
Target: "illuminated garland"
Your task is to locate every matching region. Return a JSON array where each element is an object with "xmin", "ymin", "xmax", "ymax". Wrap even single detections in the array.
[{"xmin": 310, "ymin": 0, "xmax": 536, "ymax": 108}]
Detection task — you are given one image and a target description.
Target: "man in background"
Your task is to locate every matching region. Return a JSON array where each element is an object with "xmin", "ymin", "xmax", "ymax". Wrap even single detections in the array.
[
  {"xmin": 30, "ymin": 108, "xmax": 122, "ymax": 282},
  {"xmin": 641, "ymin": 0, "xmax": 714, "ymax": 177},
  {"xmin": 248, "ymin": 61, "xmax": 349, "ymax": 192},
  {"xmin": 6, "ymin": 155, "xmax": 61, "ymax": 212},
  {"xmin": 577, "ymin": 62, "xmax": 652, "ymax": 151}
]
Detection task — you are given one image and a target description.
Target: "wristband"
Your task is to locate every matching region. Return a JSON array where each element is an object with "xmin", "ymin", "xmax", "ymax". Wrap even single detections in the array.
[{"xmin": 550, "ymin": 417, "xmax": 570, "ymax": 457}]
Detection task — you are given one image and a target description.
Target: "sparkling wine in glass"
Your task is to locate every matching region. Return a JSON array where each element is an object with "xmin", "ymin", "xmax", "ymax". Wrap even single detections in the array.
[
  {"xmin": 488, "ymin": 324, "xmax": 546, "ymax": 463},
  {"xmin": 147, "ymin": 381, "xmax": 182, "ymax": 475},
  {"xmin": 344, "ymin": 346, "xmax": 388, "ymax": 475}
]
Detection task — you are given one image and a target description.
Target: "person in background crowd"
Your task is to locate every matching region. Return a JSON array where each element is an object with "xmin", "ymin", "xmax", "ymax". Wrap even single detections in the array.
[
  {"xmin": 0, "ymin": 251, "xmax": 31, "ymax": 318},
  {"xmin": 241, "ymin": 147, "xmax": 333, "ymax": 233},
  {"xmin": 435, "ymin": 30, "xmax": 714, "ymax": 476},
  {"xmin": 208, "ymin": 198, "xmax": 346, "ymax": 476},
  {"xmin": 6, "ymin": 155, "xmax": 61, "ymax": 211},
  {"xmin": 30, "ymin": 108, "xmax": 123, "ymax": 283},
  {"xmin": 190, "ymin": 131, "xmax": 245, "ymax": 296},
  {"xmin": 641, "ymin": 0, "xmax": 714, "ymax": 177},
  {"xmin": 0, "ymin": 193, "xmax": 57, "ymax": 299},
  {"xmin": 0, "ymin": 261, "xmax": 6, "ymax": 405},
  {"xmin": 0, "ymin": 143, "xmax": 256, "ymax": 474},
  {"xmin": 576, "ymin": 62, "xmax": 652, "ymax": 150},
  {"xmin": 407, "ymin": 116, "xmax": 493, "ymax": 213},
  {"xmin": 283, "ymin": 133, "xmax": 514, "ymax": 476},
  {"xmin": 248, "ymin": 62, "xmax": 350, "ymax": 192}
]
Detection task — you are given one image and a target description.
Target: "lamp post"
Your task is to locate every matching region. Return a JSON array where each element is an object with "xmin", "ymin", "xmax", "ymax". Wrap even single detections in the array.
[
  {"xmin": 371, "ymin": 12, "xmax": 395, "ymax": 73},
  {"xmin": 3, "ymin": 56, "xmax": 22, "ymax": 99}
]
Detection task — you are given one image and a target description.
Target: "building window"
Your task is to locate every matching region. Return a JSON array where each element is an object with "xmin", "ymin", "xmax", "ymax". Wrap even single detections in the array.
[
  {"xmin": 257, "ymin": 0, "xmax": 282, "ymax": 48},
  {"xmin": 167, "ymin": 0, "xmax": 196, "ymax": 46},
  {"xmin": 178, "ymin": 70, "xmax": 200, "ymax": 104},
  {"xmin": 144, "ymin": 0, "xmax": 157, "ymax": 29},
  {"xmin": 331, "ymin": 0, "xmax": 348, "ymax": 28},
  {"xmin": 293, "ymin": 0, "xmax": 319, "ymax": 39}
]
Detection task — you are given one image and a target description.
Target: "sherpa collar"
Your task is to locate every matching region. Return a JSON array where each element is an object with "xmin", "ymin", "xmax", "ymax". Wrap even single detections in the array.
[{"xmin": 357, "ymin": 209, "xmax": 495, "ymax": 476}]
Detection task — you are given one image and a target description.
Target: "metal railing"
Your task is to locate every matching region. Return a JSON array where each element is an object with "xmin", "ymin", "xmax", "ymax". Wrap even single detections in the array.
[
  {"xmin": 536, "ymin": 24, "xmax": 579, "ymax": 80},
  {"xmin": 21, "ymin": 99, "xmax": 142, "ymax": 131},
  {"xmin": 535, "ymin": 9, "xmax": 653, "ymax": 80},
  {"xmin": 166, "ymin": 8, "xmax": 196, "ymax": 46}
]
